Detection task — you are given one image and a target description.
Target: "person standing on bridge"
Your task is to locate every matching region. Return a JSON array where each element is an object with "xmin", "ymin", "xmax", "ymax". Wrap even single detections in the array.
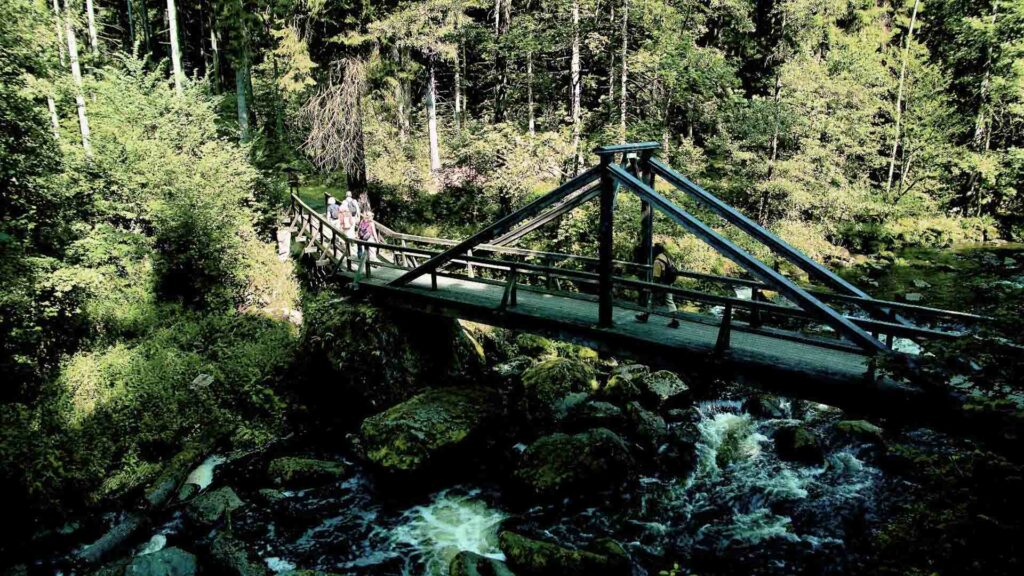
[
  {"xmin": 342, "ymin": 190, "xmax": 361, "ymax": 220},
  {"xmin": 636, "ymin": 243, "xmax": 680, "ymax": 328},
  {"xmin": 327, "ymin": 197, "xmax": 340, "ymax": 227},
  {"xmin": 358, "ymin": 211, "xmax": 380, "ymax": 261},
  {"xmin": 340, "ymin": 204, "xmax": 357, "ymax": 256}
]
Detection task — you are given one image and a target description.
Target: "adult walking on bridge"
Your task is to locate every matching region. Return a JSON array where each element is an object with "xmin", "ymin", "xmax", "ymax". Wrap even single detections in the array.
[
  {"xmin": 342, "ymin": 190, "xmax": 361, "ymax": 220},
  {"xmin": 636, "ymin": 244, "xmax": 680, "ymax": 328}
]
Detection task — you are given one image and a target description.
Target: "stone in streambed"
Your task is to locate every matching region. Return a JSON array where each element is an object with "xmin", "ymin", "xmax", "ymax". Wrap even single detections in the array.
[
  {"xmin": 640, "ymin": 370, "xmax": 690, "ymax": 408},
  {"xmin": 597, "ymin": 364, "xmax": 649, "ymax": 403},
  {"xmin": 774, "ymin": 425, "xmax": 824, "ymax": 464},
  {"xmin": 498, "ymin": 531, "xmax": 629, "ymax": 576},
  {"xmin": 515, "ymin": 333, "xmax": 557, "ymax": 358},
  {"xmin": 209, "ymin": 533, "xmax": 268, "ymax": 576},
  {"xmin": 623, "ymin": 401, "xmax": 668, "ymax": 452},
  {"xmin": 835, "ymin": 420, "xmax": 885, "ymax": 444},
  {"xmin": 449, "ymin": 551, "xmax": 516, "ymax": 576},
  {"xmin": 515, "ymin": 428, "xmax": 634, "ymax": 498},
  {"xmin": 267, "ymin": 457, "xmax": 347, "ymax": 488},
  {"xmin": 520, "ymin": 358, "xmax": 598, "ymax": 421},
  {"xmin": 559, "ymin": 399, "xmax": 624, "ymax": 432},
  {"xmin": 743, "ymin": 394, "xmax": 788, "ymax": 419},
  {"xmin": 124, "ymin": 547, "xmax": 197, "ymax": 576},
  {"xmin": 360, "ymin": 386, "xmax": 500, "ymax": 474},
  {"xmin": 185, "ymin": 487, "xmax": 245, "ymax": 527}
]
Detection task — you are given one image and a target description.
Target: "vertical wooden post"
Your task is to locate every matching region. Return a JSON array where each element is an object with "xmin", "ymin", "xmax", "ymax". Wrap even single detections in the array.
[
  {"xmin": 598, "ymin": 155, "xmax": 615, "ymax": 327},
  {"xmin": 466, "ymin": 249, "xmax": 475, "ymax": 278},
  {"xmin": 715, "ymin": 302, "xmax": 733, "ymax": 354},
  {"xmin": 750, "ymin": 288, "xmax": 763, "ymax": 328},
  {"xmin": 638, "ymin": 150, "xmax": 655, "ymax": 306}
]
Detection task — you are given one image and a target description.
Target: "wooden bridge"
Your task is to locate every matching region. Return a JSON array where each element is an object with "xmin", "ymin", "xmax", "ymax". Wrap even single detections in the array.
[{"xmin": 286, "ymin": 143, "xmax": 986, "ymax": 416}]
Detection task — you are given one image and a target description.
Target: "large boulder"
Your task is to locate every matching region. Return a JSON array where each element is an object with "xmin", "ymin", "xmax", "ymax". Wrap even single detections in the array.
[
  {"xmin": 559, "ymin": 400, "xmax": 625, "ymax": 433},
  {"xmin": 743, "ymin": 395, "xmax": 788, "ymax": 419},
  {"xmin": 267, "ymin": 457, "xmax": 347, "ymax": 488},
  {"xmin": 448, "ymin": 551, "xmax": 516, "ymax": 576},
  {"xmin": 515, "ymin": 428, "xmax": 634, "ymax": 498},
  {"xmin": 623, "ymin": 402, "xmax": 668, "ymax": 453},
  {"xmin": 360, "ymin": 387, "xmax": 500, "ymax": 474},
  {"xmin": 209, "ymin": 533, "xmax": 268, "ymax": 576},
  {"xmin": 300, "ymin": 297, "xmax": 484, "ymax": 413},
  {"xmin": 834, "ymin": 420, "xmax": 885, "ymax": 444},
  {"xmin": 124, "ymin": 548, "xmax": 197, "ymax": 576},
  {"xmin": 597, "ymin": 364, "xmax": 648, "ymax": 403},
  {"xmin": 520, "ymin": 358, "xmax": 597, "ymax": 421},
  {"xmin": 498, "ymin": 532, "xmax": 628, "ymax": 576},
  {"xmin": 774, "ymin": 425, "xmax": 824, "ymax": 464},
  {"xmin": 185, "ymin": 487, "xmax": 245, "ymax": 527},
  {"xmin": 515, "ymin": 333, "xmax": 557, "ymax": 358},
  {"xmin": 640, "ymin": 371, "xmax": 690, "ymax": 409}
]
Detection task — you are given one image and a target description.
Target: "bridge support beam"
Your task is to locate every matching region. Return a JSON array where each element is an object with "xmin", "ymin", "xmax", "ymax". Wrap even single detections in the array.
[
  {"xmin": 598, "ymin": 155, "xmax": 615, "ymax": 327},
  {"xmin": 638, "ymin": 150, "xmax": 655, "ymax": 306}
]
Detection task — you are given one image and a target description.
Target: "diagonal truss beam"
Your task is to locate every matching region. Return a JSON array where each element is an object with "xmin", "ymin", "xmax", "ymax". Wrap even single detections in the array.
[
  {"xmin": 492, "ymin": 185, "xmax": 600, "ymax": 246},
  {"xmin": 389, "ymin": 167, "xmax": 602, "ymax": 287},
  {"xmin": 608, "ymin": 164, "xmax": 886, "ymax": 352},
  {"xmin": 649, "ymin": 158, "xmax": 871, "ymax": 300}
]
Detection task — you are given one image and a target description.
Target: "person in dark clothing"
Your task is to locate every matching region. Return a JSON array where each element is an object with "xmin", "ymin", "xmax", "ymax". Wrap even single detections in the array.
[
  {"xmin": 286, "ymin": 169, "xmax": 300, "ymax": 195},
  {"xmin": 636, "ymin": 243, "xmax": 679, "ymax": 328}
]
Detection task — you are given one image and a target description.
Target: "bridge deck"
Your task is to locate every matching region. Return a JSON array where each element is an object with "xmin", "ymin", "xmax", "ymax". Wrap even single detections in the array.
[{"xmin": 347, "ymin": 264, "xmax": 876, "ymax": 392}]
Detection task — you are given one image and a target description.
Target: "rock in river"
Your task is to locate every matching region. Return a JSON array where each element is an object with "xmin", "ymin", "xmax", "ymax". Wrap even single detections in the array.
[
  {"xmin": 449, "ymin": 550, "xmax": 515, "ymax": 576},
  {"xmin": 498, "ymin": 531, "xmax": 629, "ymax": 576},
  {"xmin": 360, "ymin": 387, "xmax": 500, "ymax": 474},
  {"xmin": 835, "ymin": 419, "xmax": 885, "ymax": 444},
  {"xmin": 641, "ymin": 370, "xmax": 690, "ymax": 409},
  {"xmin": 124, "ymin": 547, "xmax": 197, "ymax": 576},
  {"xmin": 774, "ymin": 425, "xmax": 824, "ymax": 464},
  {"xmin": 209, "ymin": 533, "xmax": 268, "ymax": 576},
  {"xmin": 520, "ymin": 358, "xmax": 598, "ymax": 421},
  {"xmin": 267, "ymin": 457, "xmax": 347, "ymax": 488},
  {"xmin": 515, "ymin": 428, "xmax": 635, "ymax": 498},
  {"xmin": 185, "ymin": 487, "xmax": 245, "ymax": 527}
]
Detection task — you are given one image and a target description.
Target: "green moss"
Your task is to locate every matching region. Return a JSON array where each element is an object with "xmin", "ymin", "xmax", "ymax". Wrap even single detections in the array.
[{"xmin": 360, "ymin": 387, "xmax": 500, "ymax": 473}]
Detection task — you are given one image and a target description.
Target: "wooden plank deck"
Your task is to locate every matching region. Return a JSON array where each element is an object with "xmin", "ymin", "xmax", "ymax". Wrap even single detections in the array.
[{"xmin": 330, "ymin": 262, "xmax": 931, "ymax": 416}]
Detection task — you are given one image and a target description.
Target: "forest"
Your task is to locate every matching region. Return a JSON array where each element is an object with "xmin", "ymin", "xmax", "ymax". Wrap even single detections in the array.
[{"xmin": 2, "ymin": 1, "xmax": 1024, "ymax": 575}]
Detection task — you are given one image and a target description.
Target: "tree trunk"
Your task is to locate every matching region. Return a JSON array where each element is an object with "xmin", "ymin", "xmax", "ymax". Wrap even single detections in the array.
[
  {"xmin": 348, "ymin": 83, "xmax": 368, "ymax": 194},
  {"xmin": 126, "ymin": 0, "xmax": 136, "ymax": 49},
  {"xmin": 885, "ymin": 0, "xmax": 919, "ymax": 197},
  {"xmin": 167, "ymin": 0, "xmax": 184, "ymax": 95},
  {"xmin": 454, "ymin": 15, "xmax": 462, "ymax": 131},
  {"xmin": 86, "ymin": 0, "xmax": 99, "ymax": 56},
  {"xmin": 64, "ymin": 1, "xmax": 92, "ymax": 155},
  {"xmin": 427, "ymin": 54, "xmax": 441, "ymax": 172},
  {"xmin": 47, "ymin": 95, "xmax": 60, "ymax": 139},
  {"xmin": 493, "ymin": 0, "xmax": 510, "ymax": 123},
  {"xmin": 140, "ymin": 0, "xmax": 152, "ymax": 54},
  {"xmin": 967, "ymin": 0, "xmax": 1000, "ymax": 215},
  {"xmin": 620, "ymin": 0, "xmax": 629, "ymax": 143},
  {"xmin": 236, "ymin": 54, "xmax": 250, "ymax": 142},
  {"xmin": 527, "ymin": 50, "xmax": 535, "ymax": 136},
  {"xmin": 209, "ymin": 22, "xmax": 219, "ymax": 92},
  {"xmin": 570, "ymin": 0, "xmax": 582, "ymax": 174},
  {"xmin": 51, "ymin": 0, "xmax": 66, "ymax": 66}
]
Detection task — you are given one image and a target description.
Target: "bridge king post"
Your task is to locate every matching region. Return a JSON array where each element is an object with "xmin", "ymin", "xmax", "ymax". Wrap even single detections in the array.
[
  {"xmin": 598, "ymin": 154, "xmax": 615, "ymax": 327},
  {"xmin": 638, "ymin": 150, "xmax": 655, "ymax": 307}
]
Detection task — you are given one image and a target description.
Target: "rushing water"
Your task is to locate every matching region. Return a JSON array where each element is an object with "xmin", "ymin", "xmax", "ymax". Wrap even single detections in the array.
[{"xmin": 193, "ymin": 396, "xmax": 885, "ymax": 576}]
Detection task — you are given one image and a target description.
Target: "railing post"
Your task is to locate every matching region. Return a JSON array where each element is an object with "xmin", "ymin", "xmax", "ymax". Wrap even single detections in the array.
[
  {"xmin": 466, "ymin": 249, "xmax": 475, "ymax": 278},
  {"xmin": 750, "ymin": 288, "xmax": 763, "ymax": 328},
  {"xmin": 638, "ymin": 149, "xmax": 655, "ymax": 307},
  {"xmin": 715, "ymin": 302, "xmax": 733, "ymax": 354},
  {"xmin": 598, "ymin": 154, "xmax": 615, "ymax": 327}
]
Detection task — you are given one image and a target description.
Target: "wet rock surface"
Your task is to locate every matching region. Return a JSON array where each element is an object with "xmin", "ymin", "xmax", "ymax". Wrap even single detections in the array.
[
  {"xmin": 498, "ymin": 531, "xmax": 628, "ymax": 576},
  {"xmin": 185, "ymin": 487, "xmax": 245, "ymax": 527},
  {"xmin": 360, "ymin": 387, "xmax": 501, "ymax": 474},
  {"xmin": 515, "ymin": 428, "xmax": 635, "ymax": 498},
  {"xmin": 267, "ymin": 457, "xmax": 347, "ymax": 488}
]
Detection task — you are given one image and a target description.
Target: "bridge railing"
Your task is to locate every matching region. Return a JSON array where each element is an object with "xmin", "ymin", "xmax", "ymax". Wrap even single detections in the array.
[{"xmin": 288, "ymin": 140, "xmax": 987, "ymax": 356}]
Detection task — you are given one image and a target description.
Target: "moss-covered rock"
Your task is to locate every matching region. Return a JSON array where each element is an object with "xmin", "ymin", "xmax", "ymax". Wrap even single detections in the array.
[
  {"xmin": 209, "ymin": 533, "xmax": 268, "ymax": 576},
  {"xmin": 515, "ymin": 428, "xmax": 635, "ymax": 498},
  {"xmin": 448, "ymin": 551, "xmax": 516, "ymax": 576},
  {"xmin": 623, "ymin": 401, "xmax": 668, "ymax": 452},
  {"xmin": 560, "ymin": 400, "xmax": 625, "ymax": 433},
  {"xmin": 520, "ymin": 358, "xmax": 598, "ymax": 421},
  {"xmin": 124, "ymin": 548, "xmax": 197, "ymax": 576},
  {"xmin": 774, "ymin": 425, "xmax": 824, "ymax": 464},
  {"xmin": 597, "ymin": 364, "xmax": 649, "ymax": 404},
  {"xmin": 640, "ymin": 370, "xmax": 690, "ymax": 409},
  {"xmin": 300, "ymin": 296, "xmax": 483, "ymax": 414},
  {"xmin": 515, "ymin": 333, "xmax": 557, "ymax": 358},
  {"xmin": 742, "ymin": 394, "xmax": 788, "ymax": 419},
  {"xmin": 360, "ymin": 387, "xmax": 500, "ymax": 473},
  {"xmin": 185, "ymin": 487, "xmax": 245, "ymax": 527},
  {"xmin": 498, "ymin": 532, "xmax": 629, "ymax": 576},
  {"xmin": 267, "ymin": 457, "xmax": 347, "ymax": 488},
  {"xmin": 835, "ymin": 420, "xmax": 885, "ymax": 444}
]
